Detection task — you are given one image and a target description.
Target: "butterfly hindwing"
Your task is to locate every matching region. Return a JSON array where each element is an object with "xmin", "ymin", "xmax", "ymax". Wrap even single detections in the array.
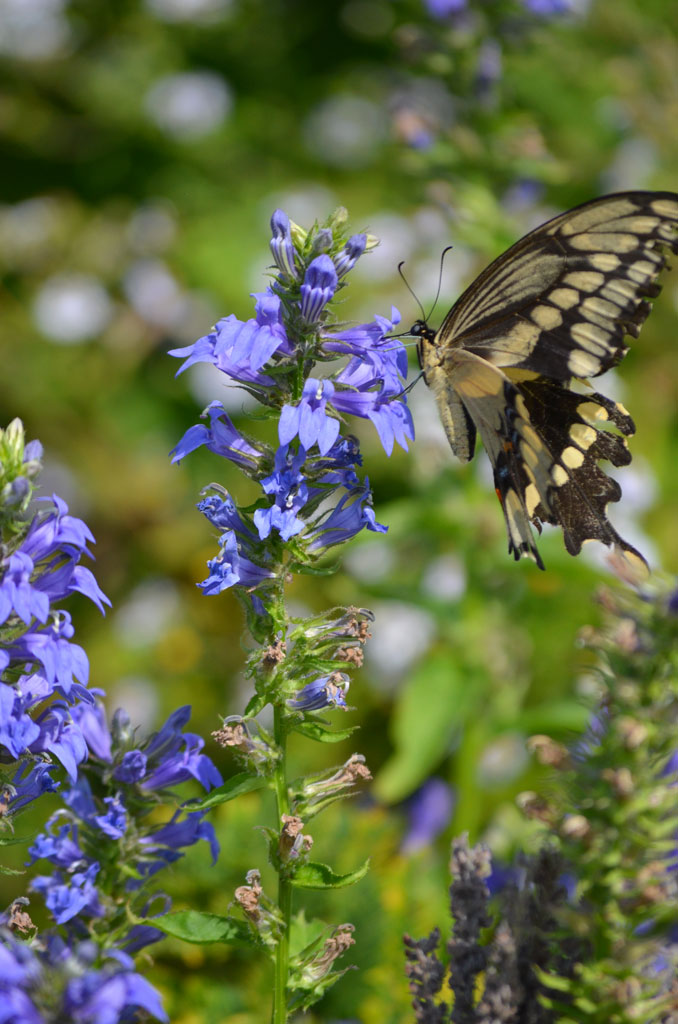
[{"xmin": 415, "ymin": 190, "xmax": 678, "ymax": 569}]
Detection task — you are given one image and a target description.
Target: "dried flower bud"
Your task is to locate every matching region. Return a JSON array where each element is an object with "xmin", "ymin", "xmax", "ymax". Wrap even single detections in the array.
[
  {"xmin": 304, "ymin": 923, "xmax": 355, "ymax": 981},
  {"xmin": 262, "ymin": 640, "xmax": 286, "ymax": 669},
  {"xmin": 561, "ymin": 814, "xmax": 591, "ymax": 841},
  {"xmin": 616, "ymin": 716, "xmax": 648, "ymax": 749},
  {"xmin": 602, "ymin": 766, "xmax": 634, "ymax": 798},
  {"xmin": 516, "ymin": 790, "xmax": 554, "ymax": 824},
  {"xmin": 527, "ymin": 734, "xmax": 571, "ymax": 770}
]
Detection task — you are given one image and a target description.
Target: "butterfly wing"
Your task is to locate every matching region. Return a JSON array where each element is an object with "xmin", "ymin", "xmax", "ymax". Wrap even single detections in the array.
[
  {"xmin": 436, "ymin": 191, "xmax": 678, "ymax": 380},
  {"xmin": 420, "ymin": 190, "xmax": 678, "ymax": 569},
  {"xmin": 435, "ymin": 349, "xmax": 646, "ymax": 572}
]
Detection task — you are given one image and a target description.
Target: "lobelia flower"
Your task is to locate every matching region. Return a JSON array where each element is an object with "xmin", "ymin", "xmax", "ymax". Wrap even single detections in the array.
[
  {"xmin": 288, "ymin": 672, "xmax": 350, "ymax": 711},
  {"xmin": 0, "ymin": 930, "xmax": 168, "ymax": 1023},
  {"xmin": 299, "ymin": 254, "xmax": 338, "ymax": 323},
  {"xmin": 169, "ymin": 288, "xmax": 290, "ymax": 383},
  {"xmin": 171, "ymin": 402, "xmax": 263, "ymax": 473},
  {"xmin": 1, "ymin": 461, "xmax": 110, "ymax": 818},
  {"xmin": 270, "ymin": 208, "xmax": 299, "ymax": 280},
  {"xmin": 307, "ymin": 480, "xmax": 387, "ymax": 551},
  {"xmin": 334, "ymin": 234, "xmax": 367, "ymax": 278},
  {"xmin": 253, "ymin": 445, "xmax": 309, "ymax": 541},
  {"xmin": 29, "ymin": 702, "xmax": 221, "ymax": 948},
  {"xmin": 198, "ymin": 530, "xmax": 274, "ymax": 595},
  {"xmin": 279, "ymin": 379, "xmax": 340, "ymax": 456}
]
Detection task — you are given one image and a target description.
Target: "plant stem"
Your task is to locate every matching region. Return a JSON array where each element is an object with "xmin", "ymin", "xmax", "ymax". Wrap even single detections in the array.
[{"xmin": 272, "ymin": 702, "xmax": 291, "ymax": 1024}]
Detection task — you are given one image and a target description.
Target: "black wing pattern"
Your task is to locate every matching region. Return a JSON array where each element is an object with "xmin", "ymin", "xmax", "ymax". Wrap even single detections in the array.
[{"xmin": 414, "ymin": 191, "xmax": 678, "ymax": 572}]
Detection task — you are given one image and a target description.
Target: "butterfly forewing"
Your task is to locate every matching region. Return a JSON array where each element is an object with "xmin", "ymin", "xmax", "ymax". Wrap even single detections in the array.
[
  {"xmin": 418, "ymin": 190, "xmax": 678, "ymax": 570},
  {"xmin": 437, "ymin": 192, "xmax": 678, "ymax": 382}
]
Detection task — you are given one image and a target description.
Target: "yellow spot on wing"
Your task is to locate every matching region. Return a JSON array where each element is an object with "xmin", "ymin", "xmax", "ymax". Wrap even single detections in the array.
[
  {"xmin": 561, "ymin": 446, "xmax": 585, "ymax": 469},
  {"xmin": 569, "ymin": 423, "xmax": 597, "ymax": 449},
  {"xmin": 564, "ymin": 271, "xmax": 605, "ymax": 292},
  {"xmin": 530, "ymin": 305, "xmax": 563, "ymax": 329}
]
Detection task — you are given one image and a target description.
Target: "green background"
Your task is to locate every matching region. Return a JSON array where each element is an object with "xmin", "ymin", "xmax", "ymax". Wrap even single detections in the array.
[{"xmin": 1, "ymin": 0, "xmax": 677, "ymax": 1020}]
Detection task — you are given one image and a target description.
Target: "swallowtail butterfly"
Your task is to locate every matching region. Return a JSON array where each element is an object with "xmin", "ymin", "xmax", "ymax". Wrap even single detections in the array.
[{"xmin": 411, "ymin": 191, "xmax": 678, "ymax": 572}]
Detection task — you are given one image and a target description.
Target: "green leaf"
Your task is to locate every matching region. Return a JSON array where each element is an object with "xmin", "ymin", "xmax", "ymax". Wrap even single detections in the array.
[
  {"xmin": 147, "ymin": 910, "xmax": 257, "ymax": 947},
  {"xmin": 292, "ymin": 721, "xmax": 358, "ymax": 743},
  {"xmin": 288, "ymin": 911, "xmax": 328, "ymax": 960},
  {"xmin": 374, "ymin": 652, "xmax": 482, "ymax": 802},
  {"xmin": 291, "ymin": 859, "xmax": 369, "ymax": 890},
  {"xmin": 187, "ymin": 772, "xmax": 270, "ymax": 810},
  {"xmin": 287, "ymin": 559, "xmax": 340, "ymax": 577},
  {"xmin": 0, "ymin": 864, "xmax": 25, "ymax": 876},
  {"xmin": 244, "ymin": 691, "xmax": 268, "ymax": 717}
]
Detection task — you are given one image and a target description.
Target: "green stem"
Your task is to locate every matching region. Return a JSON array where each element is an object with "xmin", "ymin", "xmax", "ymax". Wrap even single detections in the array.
[{"xmin": 272, "ymin": 702, "xmax": 291, "ymax": 1024}]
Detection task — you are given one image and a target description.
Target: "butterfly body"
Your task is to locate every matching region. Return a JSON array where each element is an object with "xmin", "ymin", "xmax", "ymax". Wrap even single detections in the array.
[{"xmin": 412, "ymin": 191, "xmax": 678, "ymax": 571}]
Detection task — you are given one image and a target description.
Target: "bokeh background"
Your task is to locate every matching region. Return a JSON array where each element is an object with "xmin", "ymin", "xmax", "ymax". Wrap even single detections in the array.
[{"xmin": 1, "ymin": 0, "xmax": 677, "ymax": 1020}]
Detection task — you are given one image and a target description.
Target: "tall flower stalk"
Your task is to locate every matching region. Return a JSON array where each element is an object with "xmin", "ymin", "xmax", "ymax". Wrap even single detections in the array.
[{"xmin": 168, "ymin": 207, "xmax": 412, "ymax": 1019}]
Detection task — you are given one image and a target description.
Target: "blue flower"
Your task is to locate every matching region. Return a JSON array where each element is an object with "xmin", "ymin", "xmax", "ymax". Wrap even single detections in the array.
[
  {"xmin": 307, "ymin": 480, "xmax": 387, "ymax": 550},
  {"xmin": 0, "ymin": 934, "xmax": 168, "ymax": 1024},
  {"xmin": 278, "ymin": 378, "xmax": 340, "ymax": 455},
  {"xmin": 3, "ymin": 760, "xmax": 59, "ymax": 813},
  {"xmin": 32, "ymin": 861, "xmax": 102, "ymax": 924},
  {"xmin": 140, "ymin": 705, "xmax": 223, "ymax": 792},
  {"xmin": 198, "ymin": 530, "xmax": 274, "ymax": 595},
  {"xmin": 169, "ymin": 288, "xmax": 289, "ymax": 381},
  {"xmin": 324, "ymin": 308, "xmax": 405, "ymax": 391},
  {"xmin": 401, "ymin": 778, "xmax": 455, "ymax": 853},
  {"xmin": 334, "ymin": 234, "xmax": 367, "ymax": 278},
  {"xmin": 28, "ymin": 822, "xmax": 83, "ymax": 869},
  {"xmin": 523, "ymin": 0, "xmax": 571, "ymax": 12},
  {"xmin": 4, "ymin": 612, "xmax": 89, "ymax": 696},
  {"xmin": 299, "ymin": 254, "xmax": 338, "ymax": 323},
  {"xmin": 171, "ymin": 401, "xmax": 263, "ymax": 471},
  {"xmin": 139, "ymin": 810, "xmax": 220, "ymax": 878},
  {"xmin": 254, "ymin": 444, "xmax": 309, "ymax": 541},
  {"xmin": 113, "ymin": 749, "xmax": 148, "ymax": 784},
  {"xmin": 94, "ymin": 795, "xmax": 127, "ymax": 839},
  {"xmin": 424, "ymin": 0, "xmax": 467, "ymax": 16},
  {"xmin": 0, "ymin": 496, "xmax": 110, "ymax": 625},
  {"xmin": 0, "ymin": 552, "xmax": 49, "ymax": 626},
  {"xmin": 198, "ymin": 491, "xmax": 256, "ymax": 539},
  {"xmin": 288, "ymin": 673, "xmax": 350, "ymax": 711},
  {"xmin": 269, "ymin": 208, "xmax": 299, "ymax": 280}
]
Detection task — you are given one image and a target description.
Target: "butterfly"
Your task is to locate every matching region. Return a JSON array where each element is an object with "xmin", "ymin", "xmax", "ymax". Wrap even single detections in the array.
[{"xmin": 411, "ymin": 191, "xmax": 678, "ymax": 572}]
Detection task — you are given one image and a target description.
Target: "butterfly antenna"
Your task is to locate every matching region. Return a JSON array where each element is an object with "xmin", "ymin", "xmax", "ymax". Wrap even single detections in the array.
[
  {"xmin": 428, "ymin": 245, "xmax": 454, "ymax": 322},
  {"xmin": 398, "ymin": 261, "xmax": 427, "ymax": 323}
]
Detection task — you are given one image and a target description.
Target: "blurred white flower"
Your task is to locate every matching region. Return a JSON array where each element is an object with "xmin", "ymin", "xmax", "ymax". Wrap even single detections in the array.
[
  {"xmin": 144, "ymin": 71, "xmax": 233, "ymax": 140},
  {"xmin": 477, "ymin": 733, "xmax": 529, "ymax": 786},
  {"xmin": 127, "ymin": 203, "xmax": 177, "ymax": 253},
  {"xmin": 303, "ymin": 94, "xmax": 387, "ymax": 168},
  {"xmin": 367, "ymin": 601, "xmax": 436, "ymax": 688},
  {"xmin": 144, "ymin": 0, "xmax": 233, "ymax": 22},
  {"xmin": 113, "ymin": 579, "xmax": 180, "ymax": 649},
  {"xmin": 421, "ymin": 554, "xmax": 467, "ymax": 602},
  {"xmin": 259, "ymin": 184, "xmax": 338, "ymax": 230},
  {"xmin": 344, "ymin": 539, "xmax": 395, "ymax": 582},
  {"xmin": 0, "ymin": 0, "xmax": 70, "ymax": 59},
  {"xmin": 108, "ymin": 676, "xmax": 159, "ymax": 732},
  {"xmin": 123, "ymin": 259, "xmax": 188, "ymax": 329},
  {"xmin": 33, "ymin": 273, "xmax": 113, "ymax": 343}
]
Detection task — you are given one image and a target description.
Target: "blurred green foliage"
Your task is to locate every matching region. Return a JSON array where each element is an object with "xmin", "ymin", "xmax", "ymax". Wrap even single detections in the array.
[{"xmin": 1, "ymin": 0, "xmax": 677, "ymax": 1020}]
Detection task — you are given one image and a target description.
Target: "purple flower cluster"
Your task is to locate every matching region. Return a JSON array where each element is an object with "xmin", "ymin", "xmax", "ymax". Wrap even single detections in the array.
[
  {"xmin": 0, "ymin": 929, "xmax": 168, "ymax": 1023},
  {"xmin": 1, "ymin": 444, "xmax": 112, "ymax": 817},
  {"xmin": 169, "ymin": 209, "xmax": 413, "ymax": 601},
  {"xmin": 28, "ymin": 702, "xmax": 221, "ymax": 942}
]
